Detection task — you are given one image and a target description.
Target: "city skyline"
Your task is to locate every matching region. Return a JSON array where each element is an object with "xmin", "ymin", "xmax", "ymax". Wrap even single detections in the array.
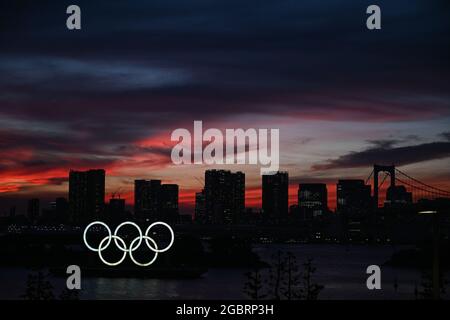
[
  {"xmin": 0, "ymin": 165, "xmax": 439, "ymax": 219},
  {"xmin": 1, "ymin": 1, "xmax": 449, "ymax": 215}
]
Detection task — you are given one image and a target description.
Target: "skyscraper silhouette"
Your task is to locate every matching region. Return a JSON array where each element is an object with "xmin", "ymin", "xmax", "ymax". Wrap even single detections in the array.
[
  {"xmin": 204, "ymin": 170, "xmax": 245, "ymax": 224},
  {"xmin": 134, "ymin": 179, "xmax": 161, "ymax": 217},
  {"xmin": 386, "ymin": 185, "xmax": 412, "ymax": 207},
  {"xmin": 336, "ymin": 179, "xmax": 372, "ymax": 239},
  {"xmin": 108, "ymin": 198, "xmax": 126, "ymax": 220},
  {"xmin": 336, "ymin": 179, "xmax": 372, "ymax": 214},
  {"xmin": 298, "ymin": 183, "xmax": 328, "ymax": 220},
  {"xmin": 69, "ymin": 169, "xmax": 105, "ymax": 223},
  {"xmin": 161, "ymin": 184, "xmax": 179, "ymax": 223},
  {"xmin": 27, "ymin": 198, "xmax": 40, "ymax": 223},
  {"xmin": 262, "ymin": 171, "xmax": 288, "ymax": 223},
  {"xmin": 134, "ymin": 179, "xmax": 179, "ymax": 222},
  {"xmin": 195, "ymin": 189, "xmax": 206, "ymax": 223}
]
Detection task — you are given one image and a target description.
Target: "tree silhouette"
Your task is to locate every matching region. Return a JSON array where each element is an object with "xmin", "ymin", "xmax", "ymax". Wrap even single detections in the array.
[
  {"xmin": 21, "ymin": 271, "xmax": 55, "ymax": 300},
  {"xmin": 22, "ymin": 270, "xmax": 81, "ymax": 300},
  {"xmin": 244, "ymin": 252, "xmax": 324, "ymax": 300},
  {"xmin": 280, "ymin": 252, "xmax": 302, "ymax": 300},
  {"xmin": 300, "ymin": 258, "xmax": 324, "ymax": 300},
  {"xmin": 267, "ymin": 251, "xmax": 285, "ymax": 300},
  {"xmin": 243, "ymin": 268, "xmax": 266, "ymax": 300}
]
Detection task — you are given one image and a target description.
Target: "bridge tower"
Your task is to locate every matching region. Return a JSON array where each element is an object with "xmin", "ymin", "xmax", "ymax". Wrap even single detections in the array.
[{"xmin": 373, "ymin": 164, "xmax": 395, "ymax": 208}]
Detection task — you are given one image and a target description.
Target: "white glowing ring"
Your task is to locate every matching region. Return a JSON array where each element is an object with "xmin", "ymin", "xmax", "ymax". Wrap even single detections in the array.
[
  {"xmin": 129, "ymin": 236, "xmax": 159, "ymax": 267},
  {"xmin": 145, "ymin": 221, "xmax": 174, "ymax": 253},
  {"xmin": 83, "ymin": 221, "xmax": 112, "ymax": 252},
  {"xmin": 97, "ymin": 235, "xmax": 128, "ymax": 266},
  {"xmin": 83, "ymin": 221, "xmax": 175, "ymax": 267},
  {"xmin": 113, "ymin": 221, "xmax": 143, "ymax": 252}
]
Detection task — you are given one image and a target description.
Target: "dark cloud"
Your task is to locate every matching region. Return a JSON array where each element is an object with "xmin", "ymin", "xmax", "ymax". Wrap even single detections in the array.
[
  {"xmin": 366, "ymin": 139, "xmax": 400, "ymax": 149},
  {"xmin": 366, "ymin": 135, "xmax": 425, "ymax": 149},
  {"xmin": 312, "ymin": 141, "xmax": 450, "ymax": 170},
  {"xmin": 1, "ymin": 0, "xmax": 449, "ymax": 125},
  {"xmin": 114, "ymin": 145, "xmax": 172, "ymax": 158},
  {"xmin": 440, "ymin": 132, "xmax": 450, "ymax": 141}
]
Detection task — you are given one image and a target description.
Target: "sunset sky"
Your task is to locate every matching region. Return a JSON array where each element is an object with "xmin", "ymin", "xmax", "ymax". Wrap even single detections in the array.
[{"xmin": 0, "ymin": 0, "xmax": 449, "ymax": 215}]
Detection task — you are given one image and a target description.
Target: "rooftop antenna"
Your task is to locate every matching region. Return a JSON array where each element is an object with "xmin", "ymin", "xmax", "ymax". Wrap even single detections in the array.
[{"xmin": 111, "ymin": 187, "xmax": 122, "ymax": 199}]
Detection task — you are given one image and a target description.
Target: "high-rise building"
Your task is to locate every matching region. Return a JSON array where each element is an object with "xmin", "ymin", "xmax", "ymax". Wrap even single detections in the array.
[
  {"xmin": 27, "ymin": 198, "xmax": 40, "ymax": 222},
  {"xmin": 195, "ymin": 190, "xmax": 206, "ymax": 224},
  {"xmin": 161, "ymin": 184, "xmax": 179, "ymax": 223},
  {"xmin": 9, "ymin": 206, "xmax": 16, "ymax": 218},
  {"xmin": 262, "ymin": 171, "xmax": 289, "ymax": 222},
  {"xmin": 54, "ymin": 197, "xmax": 69, "ymax": 223},
  {"xmin": 106, "ymin": 197, "xmax": 126, "ymax": 222},
  {"xmin": 337, "ymin": 179, "xmax": 372, "ymax": 240},
  {"xmin": 54, "ymin": 197, "xmax": 69, "ymax": 216},
  {"xmin": 69, "ymin": 169, "xmax": 105, "ymax": 223},
  {"xmin": 232, "ymin": 171, "xmax": 245, "ymax": 223},
  {"xmin": 109, "ymin": 198, "xmax": 126, "ymax": 215},
  {"xmin": 385, "ymin": 185, "xmax": 412, "ymax": 207},
  {"xmin": 134, "ymin": 180, "xmax": 179, "ymax": 222},
  {"xmin": 204, "ymin": 170, "xmax": 245, "ymax": 224},
  {"xmin": 134, "ymin": 180, "xmax": 147, "ymax": 214},
  {"xmin": 336, "ymin": 179, "xmax": 372, "ymax": 214},
  {"xmin": 43, "ymin": 197, "xmax": 69, "ymax": 223},
  {"xmin": 134, "ymin": 179, "xmax": 161, "ymax": 217},
  {"xmin": 298, "ymin": 183, "xmax": 328, "ymax": 220}
]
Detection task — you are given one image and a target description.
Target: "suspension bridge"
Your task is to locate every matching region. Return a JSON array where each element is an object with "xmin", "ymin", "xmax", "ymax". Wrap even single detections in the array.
[{"xmin": 365, "ymin": 164, "xmax": 450, "ymax": 208}]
